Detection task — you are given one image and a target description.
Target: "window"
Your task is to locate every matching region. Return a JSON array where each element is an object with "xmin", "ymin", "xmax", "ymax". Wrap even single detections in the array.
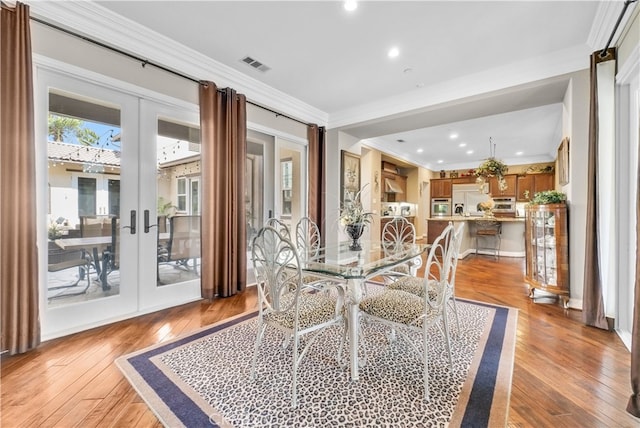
[{"xmin": 177, "ymin": 177, "xmax": 187, "ymax": 212}]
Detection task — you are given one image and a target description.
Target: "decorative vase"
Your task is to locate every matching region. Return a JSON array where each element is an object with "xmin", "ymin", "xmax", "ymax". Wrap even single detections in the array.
[
  {"xmin": 482, "ymin": 209, "xmax": 495, "ymax": 218},
  {"xmin": 345, "ymin": 223, "xmax": 365, "ymax": 251}
]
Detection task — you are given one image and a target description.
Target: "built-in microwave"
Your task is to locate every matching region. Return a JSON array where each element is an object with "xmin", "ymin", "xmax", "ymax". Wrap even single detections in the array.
[
  {"xmin": 431, "ymin": 198, "xmax": 451, "ymax": 217},
  {"xmin": 492, "ymin": 197, "xmax": 516, "ymax": 213}
]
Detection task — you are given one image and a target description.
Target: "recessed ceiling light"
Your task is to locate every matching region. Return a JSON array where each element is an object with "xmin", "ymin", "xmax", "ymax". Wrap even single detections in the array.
[
  {"xmin": 458, "ymin": 142, "xmax": 466, "ymax": 147},
  {"xmin": 403, "ymin": 68, "xmax": 413, "ymax": 74},
  {"xmin": 449, "ymin": 132, "xmax": 458, "ymax": 139},
  {"xmin": 416, "ymin": 83, "xmax": 425, "ymax": 88},
  {"xmin": 417, "ymin": 148, "xmax": 423, "ymax": 153},
  {"xmin": 466, "ymin": 150, "xmax": 474, "ymax": 155},
  {"xmin": 396, "ymin": 139, "xmax": 405, "ymax": 143},
  {"xmin": 437, "ymin": 160, "xmax": 444, "ymax": 164},
  {"xmin": 388, "ymin": 47, "xmax": 400, "ymax": 58},
  {"xmin": 516, "ymin": 151, "xmax": 524, "ymax": 155},
  {"xmin": 344, "ymin": 1, "xmax": 357, "ymax": 12}
]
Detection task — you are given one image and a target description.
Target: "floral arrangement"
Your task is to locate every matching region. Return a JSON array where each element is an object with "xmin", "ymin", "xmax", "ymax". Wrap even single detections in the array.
[
  {"xmin": 529, "ymin": 190, "xmax": 566, "ymax": 205},
  {"xmin": 48, "ymin": 221, "xmax": 63, "ymax": 240},
  {"xmin": 477, "ymin": 198, "xmax": 495, "ymax": 213},
  {"xmin": 340, "ymin": 184, "xmax": 373, "ymax": 226},
  {"xmin": 475, "ymin": 157, "xmax": 508, "ymax": 191},
  {"xmin": 475, "ymin": 158, "xmax": 508, "ymax": 177}
]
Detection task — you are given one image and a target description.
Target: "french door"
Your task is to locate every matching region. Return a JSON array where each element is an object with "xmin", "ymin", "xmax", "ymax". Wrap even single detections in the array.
[{"xmin": 37, "ymin": 68, "xmax": 201, "ymax": 339}]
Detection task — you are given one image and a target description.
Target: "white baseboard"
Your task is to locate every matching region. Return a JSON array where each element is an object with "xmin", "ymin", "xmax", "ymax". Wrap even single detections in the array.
[{"xmin": 459, "ymin": 248, "xmax": 525, "ymax": 258}]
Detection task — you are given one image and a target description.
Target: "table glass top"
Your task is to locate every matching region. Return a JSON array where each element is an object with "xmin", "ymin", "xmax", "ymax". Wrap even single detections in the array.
[{"xmin": 300, "ymin": 241, "xmax": 428, "ymax": 279}]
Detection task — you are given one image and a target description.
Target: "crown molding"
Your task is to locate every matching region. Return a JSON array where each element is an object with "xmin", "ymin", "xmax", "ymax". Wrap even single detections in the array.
[
  {"xmin": 617, "ymin": 44, "xmax": 640, "ymax": 84},
  {"xmin": 587, "ymin": 0, "xmax": 629, "ymax": 51},
  {"xmin": 27, "ymin": 1, "xmax": 329, "ymax": 127}
]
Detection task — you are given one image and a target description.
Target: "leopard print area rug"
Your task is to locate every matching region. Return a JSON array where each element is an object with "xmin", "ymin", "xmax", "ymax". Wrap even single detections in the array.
[{"xmin": 116, "ymin": 293, "xmax": 517, "ymax": 427}]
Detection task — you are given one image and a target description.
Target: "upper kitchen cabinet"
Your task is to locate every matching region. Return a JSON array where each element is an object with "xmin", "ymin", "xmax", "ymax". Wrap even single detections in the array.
[
  {"xmin": 516, "ymin": 173, "xmax": 555, "ymax": 201},
  {"xmin": 430, "ymin": 179, "xmax": 452, "ymax": 198},
  {"xmin": 488, "ymin": 174, "xmax": 517, "ymax": 197}
]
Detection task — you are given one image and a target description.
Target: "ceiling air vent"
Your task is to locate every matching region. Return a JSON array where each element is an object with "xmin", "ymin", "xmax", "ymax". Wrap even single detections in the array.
[{"xmin": 241, "ymin": 56, "xmax": 270, "ymax": 72}]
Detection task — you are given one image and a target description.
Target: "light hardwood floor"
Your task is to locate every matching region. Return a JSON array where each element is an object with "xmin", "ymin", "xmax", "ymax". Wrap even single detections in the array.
[{"xmin": 1, "ymin": 255, "xmax": 637, "ymax": 427}]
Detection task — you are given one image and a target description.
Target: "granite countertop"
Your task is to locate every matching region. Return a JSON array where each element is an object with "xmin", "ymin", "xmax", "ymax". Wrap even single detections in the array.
[{"xmin": 428, "ymin": 216, "xmax": 525, "ymax": 222}]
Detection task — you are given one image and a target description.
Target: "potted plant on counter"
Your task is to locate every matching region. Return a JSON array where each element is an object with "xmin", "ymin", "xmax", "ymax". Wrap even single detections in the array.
[{"xmin": 529, "ymin": 190, "xmax": 567, "ymax": 205}]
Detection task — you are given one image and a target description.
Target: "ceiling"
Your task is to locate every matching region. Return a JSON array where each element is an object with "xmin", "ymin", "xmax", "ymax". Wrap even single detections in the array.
[{"xmin": 34, "ymin": 1, "xmax": 630, "ymax": 170}]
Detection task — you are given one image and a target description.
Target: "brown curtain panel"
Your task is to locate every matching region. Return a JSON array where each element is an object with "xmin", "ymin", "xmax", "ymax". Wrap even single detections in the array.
[
  {"xmin": 0, "ymin": 2, "xmax": 41, "ymax": 354},
  {"xmin": 307, "ymin": 125, "xmax": 326, "ymax": 241},
  {"xmin": 199, "ymin": 82, "xmax": 247, "ymax": 298},
  {"xmin": 582, "ymin": 49, "xmax": 615, "ymax": 331},
  {"xmin": 628, "ymin": 89, "xmax": 640, "ymax": 418}
]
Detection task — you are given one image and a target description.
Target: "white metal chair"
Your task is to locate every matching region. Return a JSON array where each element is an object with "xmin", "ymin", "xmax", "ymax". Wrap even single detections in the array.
[
  {"xmin": 250, "ymin": 226, "xmax": 344, "ymax": 408},
  {"xmin": 446, "ymin": 222, "xmax": 465, "ymax": 334},
  {"xmin": 265, "ymin": 217, "xmax": 291, "ymax": 240},
  {"xmin": 380, "ymin": 217, "xmax": 417, "ymax": 283},
  {"xmin": 295, "ymin": 217, "xmax": 321, "ymax": 260},
  {"xmin": 359, "ymin": 223, "xmax": 456, "ymax": 401},
  {"xmin": 295, "ymin": 216, "xmax": 339, "ymax": 291},
  {"xmin": 387, "ymin": 221, "xmax": 465, "ymax": 335}
]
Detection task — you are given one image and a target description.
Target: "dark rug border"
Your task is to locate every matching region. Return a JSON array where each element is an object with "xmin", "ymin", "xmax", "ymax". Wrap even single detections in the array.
[{"xmin": 116, "ymin": 300, "xmax": 516, "ymax": 427}]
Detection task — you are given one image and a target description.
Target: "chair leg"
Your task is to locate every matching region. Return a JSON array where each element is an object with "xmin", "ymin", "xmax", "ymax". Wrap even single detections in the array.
[
  {"xmin": 250, "ymin": 323, "xmax": 267, "ymax": 380},
  {"xmin": 423, "ymin": 331, "xmax": 430, "ymax": 401},
  {"xmin": 449, "ymin": 297, "xmax": 461, "ymax": 335},
  {"xmin": 442, "ymin": 311, "xmax": 454, "ymax": 371},
  {"xmin": 291, "ymin": 331, "xmax": 299, "ymax": 408}
]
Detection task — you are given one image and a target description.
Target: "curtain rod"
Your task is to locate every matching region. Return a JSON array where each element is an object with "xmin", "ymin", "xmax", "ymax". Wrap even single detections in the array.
[
  {"xmin": 29, "ymin": 15, "xmax": 311, "ymax": 127},
  {"xmin": 600, "ymin": 0, "xmax": 638, "ymax": 57}
]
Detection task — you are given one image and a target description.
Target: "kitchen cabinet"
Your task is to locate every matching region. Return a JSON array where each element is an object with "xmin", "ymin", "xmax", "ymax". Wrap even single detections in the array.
[
  {"xmin": 488, "ymin": 174, "xmax": 517, "ymax": 197},
  {"xmin": 516, "ymin": 173, "xmax": 555, "ymax": 201},
  {"xmin": 524, "ymin": 203, "xmax": 569, "ymax": 307},
  {"xmin": 430, "ymin": 179, "xmax": 452, "ymax": 198},
  {"xmin": 427, "ymin": 219, "xmax": 449, "ymax": 244}
]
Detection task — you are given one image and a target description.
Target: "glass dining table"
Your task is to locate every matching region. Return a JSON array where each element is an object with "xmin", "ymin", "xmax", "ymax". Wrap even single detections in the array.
[{"xmin": 299, "ymin": 240, "xmax": 428, "ymax": 381}]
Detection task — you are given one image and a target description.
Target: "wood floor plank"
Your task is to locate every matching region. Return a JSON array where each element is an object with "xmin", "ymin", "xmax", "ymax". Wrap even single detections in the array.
[{"xmin": 1, "ymin": 255, "xmax": 637, "ymax": 427}]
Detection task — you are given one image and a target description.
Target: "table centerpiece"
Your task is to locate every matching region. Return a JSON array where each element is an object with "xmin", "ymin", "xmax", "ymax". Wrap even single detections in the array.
[{"xmin": 340, "ymin": 184, "xmax": 373, "ymax": 251}]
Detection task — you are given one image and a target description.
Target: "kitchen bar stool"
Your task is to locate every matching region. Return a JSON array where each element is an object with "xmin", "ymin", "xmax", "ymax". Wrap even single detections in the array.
[{"xmin": 474, "ymin": 220, "xmax": 501, "ymax": 259}]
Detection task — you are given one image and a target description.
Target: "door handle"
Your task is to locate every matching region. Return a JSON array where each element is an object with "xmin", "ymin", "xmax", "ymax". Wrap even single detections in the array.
[
  {"xmin": 144, "ymin": 209, "xmax": 157, "ymax": 233},
  {"xmin": 122, "ymin": 210, "xmax": 136, "ymax": 234}
]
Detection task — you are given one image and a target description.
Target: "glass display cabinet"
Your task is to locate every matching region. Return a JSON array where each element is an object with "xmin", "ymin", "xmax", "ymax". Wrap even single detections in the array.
[{"xmin": 524, "ymin": 203, "xmax": 569, "ymax": 307}]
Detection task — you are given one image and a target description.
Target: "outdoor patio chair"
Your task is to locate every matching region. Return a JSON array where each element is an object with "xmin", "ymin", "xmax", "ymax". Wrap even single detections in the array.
[
  {"xmin": 47, "ymin": 241, "xmax": 92, "ymax": 299},
  {"xmin": 158, "ymin": 215, "xmax": 201, "ymax": 279}
]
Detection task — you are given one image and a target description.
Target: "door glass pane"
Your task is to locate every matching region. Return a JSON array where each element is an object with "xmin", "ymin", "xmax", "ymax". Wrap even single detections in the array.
[
  {"xmin": 156, "ymin": 118, "xmax": 201, "ymax": 286},
  {"xmin": 47, "ymin": 90, "xmax": 121, "ymax": 305}
]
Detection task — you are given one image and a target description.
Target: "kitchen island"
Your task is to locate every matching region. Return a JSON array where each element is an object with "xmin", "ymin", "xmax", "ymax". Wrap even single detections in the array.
[{"xmin": 427, "ymin": 216, "xmax": 525, "ymax": 257}]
